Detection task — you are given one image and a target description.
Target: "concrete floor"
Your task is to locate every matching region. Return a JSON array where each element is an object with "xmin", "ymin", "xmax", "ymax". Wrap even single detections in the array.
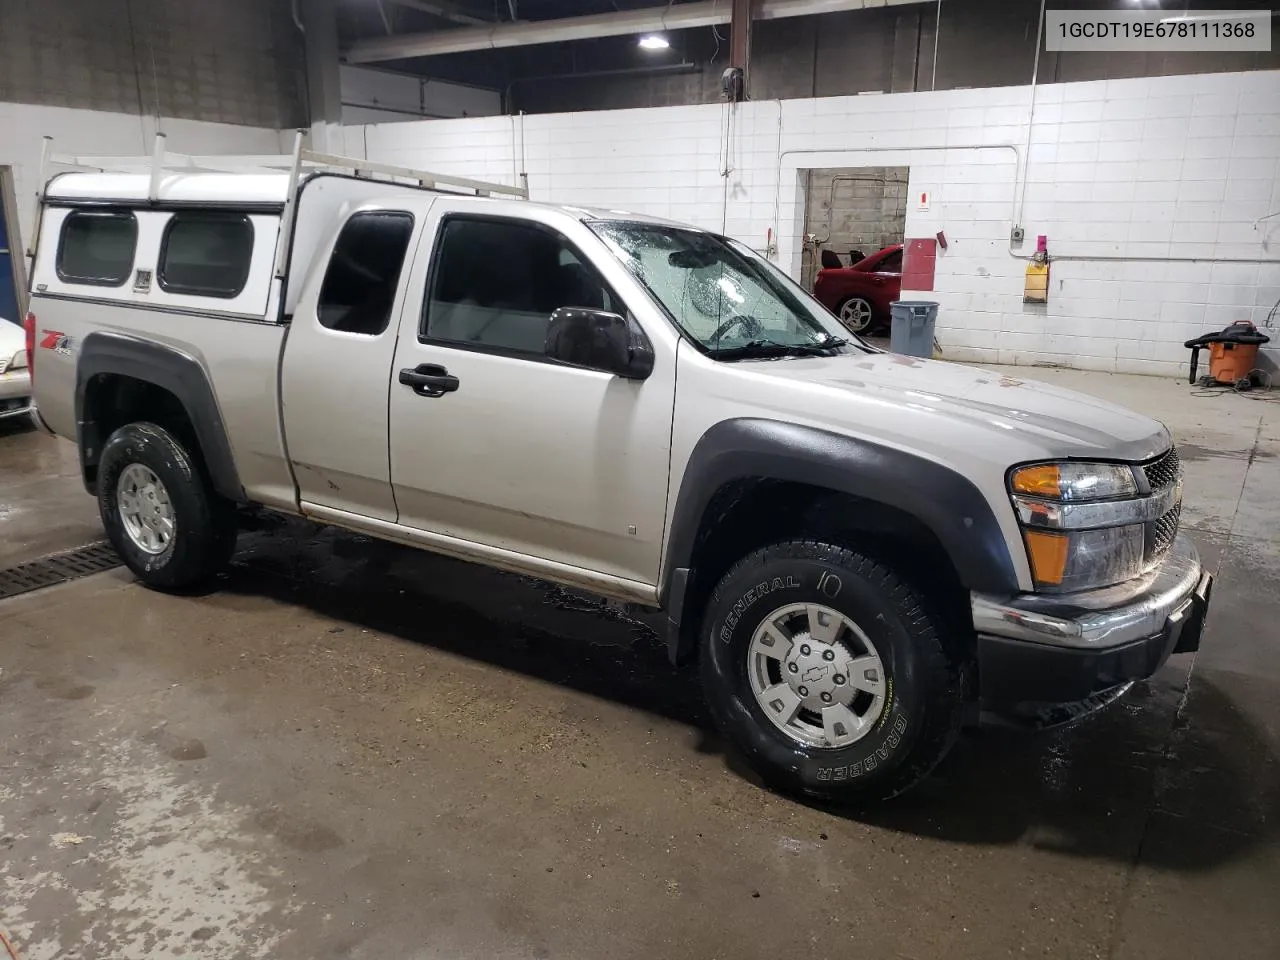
[{"xmin": 1, "ymin": 368, "xmax": 1278, "ymax": 960}]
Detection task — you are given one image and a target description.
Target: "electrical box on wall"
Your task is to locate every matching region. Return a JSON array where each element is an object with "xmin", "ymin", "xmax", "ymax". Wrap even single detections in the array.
[
  {"xmin": 721, "ymin": 67, "xmax": 745, "ymax": 102},
  {"xmin": 1010, "ymin": 225, "xmax": 1025, "ymax": 244}
]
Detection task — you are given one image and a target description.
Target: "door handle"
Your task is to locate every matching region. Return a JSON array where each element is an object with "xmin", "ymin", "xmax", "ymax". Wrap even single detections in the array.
[{"xmin": 399, "ymin": 364, "xmax": 459, "ymax": 398}]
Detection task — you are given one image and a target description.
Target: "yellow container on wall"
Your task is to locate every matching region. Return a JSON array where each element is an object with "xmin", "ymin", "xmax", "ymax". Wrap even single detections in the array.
[{"xmin": 1023, "ymin": 261, "xmax": 1049, "ymax": 303}]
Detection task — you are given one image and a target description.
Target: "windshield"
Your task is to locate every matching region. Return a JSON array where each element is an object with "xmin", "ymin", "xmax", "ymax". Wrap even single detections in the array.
[{"xmin": 589, "ymin": 221, "xmax": 862, "ymax": 359}]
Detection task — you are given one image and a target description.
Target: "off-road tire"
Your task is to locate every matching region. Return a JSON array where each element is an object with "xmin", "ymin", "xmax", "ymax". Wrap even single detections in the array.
[
  {"xmin": 700, "ymin": 540, "xmax": 966, "ymax": 804},
  {"xmin": 98, "ymin": 422, "xmax": 237, "ymax": 590}
]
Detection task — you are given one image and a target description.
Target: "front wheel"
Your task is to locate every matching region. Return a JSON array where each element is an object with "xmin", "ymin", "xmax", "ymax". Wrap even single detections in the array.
[
  {"xmin": 700, "ymin": 541, "xmax": 966, "ymax": 804},
  {"xmin": 98, "ymin": 422, "xmax": 237, "ymax": 590}
]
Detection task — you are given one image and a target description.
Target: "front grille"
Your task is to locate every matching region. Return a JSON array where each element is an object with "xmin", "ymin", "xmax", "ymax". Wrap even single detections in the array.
[
  {"xmin": 1149, "ymin": 501, "xmax": 1181, "ymax": 562},
  {"xmin": 1143, "ymin": 446, "xmax": 1181, "ymax": 491},
  {"xmin": 1141, "ymin": 446, "xmax": 1182, "ymax": 566},
  {"xmin": 0, "ymin": 356, "xmax": 8, "ymax": 375}
]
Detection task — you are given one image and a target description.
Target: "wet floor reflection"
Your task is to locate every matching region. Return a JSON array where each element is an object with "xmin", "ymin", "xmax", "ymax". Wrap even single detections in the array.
[{"xmin": 215, "ymin": 521, "xmax": 1277, "ymax": 873}]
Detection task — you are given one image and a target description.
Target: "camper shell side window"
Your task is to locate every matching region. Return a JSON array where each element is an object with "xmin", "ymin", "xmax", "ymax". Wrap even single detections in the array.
[
  {"xmin": 56, "ymin": 209, "xmax": 138, "ymax": 287},
  {"xmin": 158, "ymin": 211, "xmax": 255, "ymax": 299}
]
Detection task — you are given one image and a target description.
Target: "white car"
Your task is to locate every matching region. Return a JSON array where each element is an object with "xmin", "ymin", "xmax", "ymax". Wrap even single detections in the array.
[{"xmin": 0, "ymin": 316, "xmax": 32, "ymax": 421}]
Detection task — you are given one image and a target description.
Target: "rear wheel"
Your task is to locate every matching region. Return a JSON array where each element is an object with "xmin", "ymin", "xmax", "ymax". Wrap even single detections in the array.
[
  {"xmin": 700, "ymin": 541, "xmax": 966, "ymax": 804},
  {"xmin": 837, "ymin": 296, "xmax": 875, "ymax": 333},
  {"xmin": 98, "ymin": 422, "xmax": 237, "ymax": 589}
]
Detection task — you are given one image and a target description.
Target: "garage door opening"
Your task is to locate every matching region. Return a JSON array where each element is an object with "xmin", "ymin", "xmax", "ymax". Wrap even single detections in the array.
[{"xmin": 802, "ymin": 166, "xmax": 907, "ymax": 336}]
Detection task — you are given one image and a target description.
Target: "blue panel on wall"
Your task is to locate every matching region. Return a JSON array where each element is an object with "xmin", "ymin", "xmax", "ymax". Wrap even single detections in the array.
[{"xmin": 0, "ymin": 212, "xmax": 19, "ymax": 323}]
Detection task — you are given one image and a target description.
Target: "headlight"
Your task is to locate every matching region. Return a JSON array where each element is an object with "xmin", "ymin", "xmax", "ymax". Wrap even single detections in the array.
[
  {"xmin": 9, "ymin": 349, "xmax": 27, "ymax": 370},
  {"xmin": 1010, "ymin": 461, "xmax": 1136, "ymax": 501},
  {"xmin": 1009, "ymin": 460, "xmax": 1163, "ymax": 593}
]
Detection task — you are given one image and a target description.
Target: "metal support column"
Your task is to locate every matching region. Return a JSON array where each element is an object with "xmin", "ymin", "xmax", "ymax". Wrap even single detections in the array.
[
  {"xmin": 300, "ymin": 0, "xmax": 343, "ymax": 151},
  {"xmin": 728, "ymin": 0, "xmax": 752, "ymax": 100}
]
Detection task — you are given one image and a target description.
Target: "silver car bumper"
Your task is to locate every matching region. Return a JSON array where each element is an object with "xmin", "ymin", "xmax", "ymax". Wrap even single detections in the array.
[
  {"xmin": 973, "ymin": 534, "xmax": 1204, "ymax": 649},
  {"xmin": 972, "ymin": 534, "xmax": 1212, "ymax": 702},
  {"xmin": 0, "ymin": 369, "xmax": 32, "ymax": 419}
]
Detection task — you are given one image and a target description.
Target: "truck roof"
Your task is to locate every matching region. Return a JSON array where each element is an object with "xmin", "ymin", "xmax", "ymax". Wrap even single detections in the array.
[{"xmin": 44, "ymin": 171, "xmax": 688, "ymax": 228}]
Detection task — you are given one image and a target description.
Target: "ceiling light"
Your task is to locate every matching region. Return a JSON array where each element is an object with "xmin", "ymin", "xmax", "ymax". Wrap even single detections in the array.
[{"xmin": 638, "ymin": 34, "xmax": 670, "ymax": 50}]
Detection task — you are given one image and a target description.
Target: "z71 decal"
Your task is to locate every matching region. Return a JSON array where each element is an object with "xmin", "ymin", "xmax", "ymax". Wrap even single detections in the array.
[{"xmin": 40, "ymin": 331, "xmax": 74, "ymax": 356}]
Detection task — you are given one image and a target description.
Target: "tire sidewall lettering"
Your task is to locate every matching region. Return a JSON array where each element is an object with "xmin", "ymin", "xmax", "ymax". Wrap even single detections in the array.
[
  {"xmin": 812, "ymin": 712, "xmax": 908, "ymax": 783},
  {"xmin": 718, "ymin": 575, "xmax": 802, "ymax": 644}
]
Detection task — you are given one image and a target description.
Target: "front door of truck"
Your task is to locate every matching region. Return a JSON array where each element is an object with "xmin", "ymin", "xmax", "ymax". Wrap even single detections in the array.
[
  {"xmin": 281, "ymin": 201, "xmax": 426, "ymax": 520},
  {"xmin": 387, "ymin": 201, "xmax": 676, "ymax": 592}
]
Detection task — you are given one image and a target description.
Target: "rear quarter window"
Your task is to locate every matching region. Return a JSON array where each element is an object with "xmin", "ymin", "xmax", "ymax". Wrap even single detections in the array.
[
  {"xmin": 57, "ymin": 210, "xmax": 138, "ymax": 286},
  {"xmin": 159, "ymin": 211, "xmax": 254, "ymax": 298},
  {"xmin": 317, "ymin": 211, "xmax": 415, "ymax": 336}
]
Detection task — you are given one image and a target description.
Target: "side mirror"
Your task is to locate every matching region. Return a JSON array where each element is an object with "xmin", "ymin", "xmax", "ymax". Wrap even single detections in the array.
[{"xmin": 544, "ymin": 307, "xmax": 654, "ymax": 380}]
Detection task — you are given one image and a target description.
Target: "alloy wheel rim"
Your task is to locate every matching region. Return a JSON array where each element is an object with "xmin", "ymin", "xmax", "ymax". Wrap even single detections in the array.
[
  {"xmin": 116, "ymin": 463, "xmax": 175, "ymax": 556},
  {"xmin": 839, "ymin": 298, "xmax": 873, "ymax": 332},
  {"xmin": 747, "ymin": 602, "xmax": 887, "ymax": 749}
]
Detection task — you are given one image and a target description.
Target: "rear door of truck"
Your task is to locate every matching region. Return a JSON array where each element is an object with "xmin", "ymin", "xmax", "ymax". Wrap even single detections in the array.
[{"xmin": 279, "ymin": 196, "xmax": 430, "ymax": 520}]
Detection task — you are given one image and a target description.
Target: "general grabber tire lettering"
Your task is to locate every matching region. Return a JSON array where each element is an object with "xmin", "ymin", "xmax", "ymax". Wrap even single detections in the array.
[
  {"xmin": 97, "ymin": 422, "xmax": 237, "ymax": 590},
  {"xmin": 700, "ymin": 541, "xmax": 966, "ymax": 804}
]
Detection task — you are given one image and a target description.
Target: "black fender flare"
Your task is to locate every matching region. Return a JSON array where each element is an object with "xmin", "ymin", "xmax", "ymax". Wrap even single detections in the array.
[
  {"xmin": 660, "ymin": 418, "xmax": 1020, "ymax": 661},
  {"xmin": 75, "ymin": 331, "xmax": 245, "ymax": 502}
]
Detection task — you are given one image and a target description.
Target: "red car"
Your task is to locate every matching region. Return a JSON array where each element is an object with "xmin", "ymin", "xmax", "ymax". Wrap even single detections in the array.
[{"xmin": 813, "ymin": 244, "xmax": 902, "ymax": 334}]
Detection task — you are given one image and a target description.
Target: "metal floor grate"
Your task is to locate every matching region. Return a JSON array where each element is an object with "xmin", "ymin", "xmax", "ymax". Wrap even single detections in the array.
[{"xmin": 0, "ymin": 541, "xmax": 122, "ymax": 601}]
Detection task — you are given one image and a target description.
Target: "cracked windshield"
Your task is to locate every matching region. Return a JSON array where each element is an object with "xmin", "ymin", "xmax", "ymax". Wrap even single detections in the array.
[{"xmin": 590, "ymin": 222, "xmax": 857, "ymax": 358}]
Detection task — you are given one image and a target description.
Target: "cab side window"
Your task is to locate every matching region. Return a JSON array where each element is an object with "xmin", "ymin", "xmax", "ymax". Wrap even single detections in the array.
[
  {"xmin": 57, "ymin": 210, "xmax": 137, "ymax": 287},
  {"xmin": 422, "ymin": 217, "xmax": 619, "ymax": 356},
  {"xmin": 317, "ymin": 211, "xmax": 415, "ymax": 336}
]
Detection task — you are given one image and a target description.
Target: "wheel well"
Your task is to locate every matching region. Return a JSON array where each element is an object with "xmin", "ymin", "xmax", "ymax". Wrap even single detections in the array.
[
  {"xmin": 81, "ymin": 374, "xmax": 202, "ymax": 492},
  {"xmin": 675, "ymin": 479, "xmax": 972, "ymax": 663}
]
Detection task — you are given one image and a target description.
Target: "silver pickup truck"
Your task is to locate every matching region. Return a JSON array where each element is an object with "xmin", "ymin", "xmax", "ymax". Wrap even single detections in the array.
[{"xmin": 25, "ymin": 148, "xmax": 1211, "ymax": 803}]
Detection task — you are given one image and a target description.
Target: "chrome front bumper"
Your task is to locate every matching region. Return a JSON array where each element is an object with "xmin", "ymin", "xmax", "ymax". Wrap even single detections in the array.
[
  {"xmin": 972, "ymin": 534, "xmax": 1212, "ymax": 703},
  {"xmin": 973, "ymin": 533, "xmax": 1205, "ymax": 649}
]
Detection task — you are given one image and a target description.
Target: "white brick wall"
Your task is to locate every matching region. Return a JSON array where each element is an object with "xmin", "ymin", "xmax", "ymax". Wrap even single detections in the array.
[
  {"xmin": 0, "ymin": 102, "xmax": 286, "ymax": 248},
  {"xmin": 325, "ymin": 69, "xmax": 1279, "ymax": 376}
]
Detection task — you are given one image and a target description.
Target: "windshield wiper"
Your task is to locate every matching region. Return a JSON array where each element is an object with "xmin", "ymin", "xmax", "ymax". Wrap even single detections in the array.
[{"xmin": 708, "ymin": 337, "xmax": 846, "ymax": 360}]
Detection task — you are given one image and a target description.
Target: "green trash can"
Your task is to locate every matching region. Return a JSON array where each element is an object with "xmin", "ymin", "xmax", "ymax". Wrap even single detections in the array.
[{"xmin": 889, "ymin": 300, "xmax": 938, "ymax": 358}]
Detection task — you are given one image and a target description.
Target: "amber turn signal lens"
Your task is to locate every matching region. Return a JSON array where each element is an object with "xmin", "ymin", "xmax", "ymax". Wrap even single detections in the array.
[
  {"xmin": 1011, "ymin": 464, "xmax": 1061, "ymax": 499},
  {"xmin": 1023, "ymin": 529, "xmax": 1068, "ymax": 586}
]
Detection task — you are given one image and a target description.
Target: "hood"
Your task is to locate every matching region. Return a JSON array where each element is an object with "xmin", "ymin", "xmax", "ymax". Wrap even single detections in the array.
[
  {"xmin": 0, "ymin": 317, "xmax": 23, "ymax": 356},
  {"xmin": 738, "ymin": 351, "xmax": 1170, "ymax": 462}
]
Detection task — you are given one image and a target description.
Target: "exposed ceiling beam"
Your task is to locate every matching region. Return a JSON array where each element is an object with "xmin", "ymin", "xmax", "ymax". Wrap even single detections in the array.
[
  {"xmin": 382, "ymin": 0, "xmax": 492, "ymax": 26},
  {"xmin": 345, "ymin": 0, "xmax": 930, "ymax": 63}
]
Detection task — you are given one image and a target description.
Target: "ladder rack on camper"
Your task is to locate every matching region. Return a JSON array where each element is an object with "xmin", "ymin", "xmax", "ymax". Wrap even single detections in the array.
[
  {"xmin": 37, "ymin": 131, "xmax": 528, "ymax": 201},
  {"xmin": 35, "ymin": 131, "xmax": 528, "ymax": 278}
]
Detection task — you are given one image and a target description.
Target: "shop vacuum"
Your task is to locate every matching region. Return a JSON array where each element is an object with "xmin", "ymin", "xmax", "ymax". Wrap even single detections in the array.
[{"xmin": 1184, "ymin": 321, "xmax": 1271, "ymax": 390}]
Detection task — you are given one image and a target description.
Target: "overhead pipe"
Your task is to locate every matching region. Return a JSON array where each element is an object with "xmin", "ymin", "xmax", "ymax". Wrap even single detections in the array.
[
  {"xmin": 345, "ymin": 0, "xmax": 930, "ymax": 63},
  {"xmin": 384, "ymin": 0, "xmax": 491, "ymax": 26}
]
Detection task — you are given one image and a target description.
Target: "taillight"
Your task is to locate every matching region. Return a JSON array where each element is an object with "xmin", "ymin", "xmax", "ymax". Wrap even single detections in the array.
[{"xmin": 24, "ymin": 312, "xmax": 35, "ymax": 385}]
